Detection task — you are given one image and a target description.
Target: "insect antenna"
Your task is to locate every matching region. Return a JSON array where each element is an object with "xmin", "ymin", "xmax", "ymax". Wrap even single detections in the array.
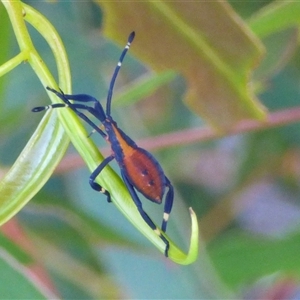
[{"xmin": 106, "ymin": 31, "xmax": 135, "ymax": 117}]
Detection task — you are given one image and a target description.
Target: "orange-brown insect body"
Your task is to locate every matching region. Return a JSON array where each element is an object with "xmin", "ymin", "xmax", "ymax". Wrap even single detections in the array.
[{"xmin": 108, "ymin": 120, "xmax": 165, "ymax": 203}]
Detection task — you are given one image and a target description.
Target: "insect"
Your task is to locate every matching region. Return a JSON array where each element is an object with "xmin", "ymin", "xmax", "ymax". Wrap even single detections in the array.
[{"xmin": 32, "ymin": 32, "xmax": 174, "ymax": 257}]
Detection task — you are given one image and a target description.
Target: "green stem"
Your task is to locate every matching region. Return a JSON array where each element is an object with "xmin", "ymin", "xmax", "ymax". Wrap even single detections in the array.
[
  {"xmin": 22, "ymin": 3, "xmax": 71, "ymax": 90},
  {"xmin": 0, "ymin": 52, "xmax": 27, "ymax": 77}
]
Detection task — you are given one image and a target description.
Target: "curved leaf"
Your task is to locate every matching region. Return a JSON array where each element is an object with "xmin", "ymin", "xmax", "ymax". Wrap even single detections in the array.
[
  {"xmin": 0, "ymin": 113, "xmax": 67, "ymax": 224},
  {"xmin": 100, "ymin": 1, "xmax": 266, "ymax": 129},
  {"xmin": 0, "ymin": 2, "xmax": 71, "ymax": 224}
]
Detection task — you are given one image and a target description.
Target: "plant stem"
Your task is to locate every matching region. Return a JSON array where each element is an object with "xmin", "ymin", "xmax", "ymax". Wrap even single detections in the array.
[{"xmin": 54, "ymin": 106, "xmax": 300, "ymax": 174}]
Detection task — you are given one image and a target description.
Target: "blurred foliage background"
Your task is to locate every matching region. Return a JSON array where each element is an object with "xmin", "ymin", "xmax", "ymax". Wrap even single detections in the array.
[{"xmin": 1, "ymin": 0, "xmax": 300, "ymax": 299}]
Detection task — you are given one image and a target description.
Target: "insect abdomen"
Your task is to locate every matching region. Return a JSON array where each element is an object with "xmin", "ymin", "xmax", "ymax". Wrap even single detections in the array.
[
  {"xmin": 123, "ymin": 148, "xmax": 165, "ymax": 203},
  {"xmin": 110, "ymin": 122, "xmax": 165, "ymax": 203}
]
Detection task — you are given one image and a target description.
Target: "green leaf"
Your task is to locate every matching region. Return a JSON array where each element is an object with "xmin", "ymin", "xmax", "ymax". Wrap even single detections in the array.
[
  {"xmin": 248, "ymin": 2, "xmax": 300, "ymax": 81},
  {"xmin": 0, "ymin": 249, "xmax": 56, "ymax": 299},
  {"xmin": 0, "ymin": 113, "xmax": 68, "ymax": 225},
  {"xmin": 0, "ymin": 232, "xmax": 33, "ymax": 265},
  {"xmin": 252, "ymin": 28, "xmax": 298, "ymax": 81},
  {"xmin": 248, "ymin": 1, "xmax": 300, "ymax": 39},
  {"xmin": 25, "ymin": 233, "xmax": 122, "ymax": 299},
  {"xmin": 209, "ymin": 231, "xmax": 300, "ymax": 288},
  {"xmin": 99, "ymin": 1, "xmax": 266, "ymax": 129}
]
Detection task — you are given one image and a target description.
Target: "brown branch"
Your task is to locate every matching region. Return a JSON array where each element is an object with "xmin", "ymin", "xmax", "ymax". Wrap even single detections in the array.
[{"xmin": 55, "ymin": 106, "xmax": 300, "ymax": 174}]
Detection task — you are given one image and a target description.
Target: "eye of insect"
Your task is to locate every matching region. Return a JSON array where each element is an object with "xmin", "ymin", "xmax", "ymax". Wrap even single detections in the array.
[{"xmin": 32, "ymin": 32, "xmax": 174, "ymax": 257}]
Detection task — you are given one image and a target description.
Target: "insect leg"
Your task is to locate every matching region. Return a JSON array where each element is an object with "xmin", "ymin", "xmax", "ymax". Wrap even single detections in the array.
[
  {"xmin": 121, "ymin": 171, "xmax": 170, "ymax": 257},
  {"xmin": 161, "ymin": 177, "xmax": 174, "ymax": 233},
  {"xmin": 90, "ymin": 155, "xmax": 115, "ymax": 202},
  {"xmin": 62, "ymin": 94, "xmax": 98, "ymax": 104},
  {"xmin": 32, "ymin": 103, "xmax": 68, "ymax": 112},
  {"xmin": 45, "ymin": 87, "xmax": 107, "ymax": 138},
  {"xmin": 47, "ymin": 87, "xmax": 97, "ymax": 104},
  {"xmin": 47, "ymin": 87, "xmax": 105, "ymax": 121}
]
